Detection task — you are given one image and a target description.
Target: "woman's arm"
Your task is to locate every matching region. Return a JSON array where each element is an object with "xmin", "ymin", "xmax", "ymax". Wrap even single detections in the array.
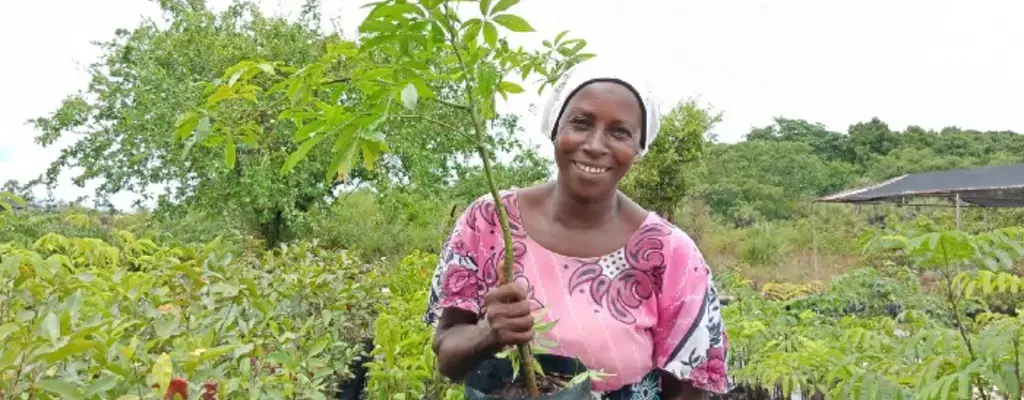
[
  {"xmin": 432, "ymin": 309, "xmax": 498, "ymax": 380},
  {"xmin": 432, "ymin": 284, "xmax": 536, "ymax": 381},
  {"xmin": 653, "ymin": 229, "xmax": 731, "ymax": 398}
]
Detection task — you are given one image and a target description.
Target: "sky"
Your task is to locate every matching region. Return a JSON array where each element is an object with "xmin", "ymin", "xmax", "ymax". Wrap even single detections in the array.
[{"xmin": 1, "ymin": 0, "xmax": 1022, "ymax": 210}]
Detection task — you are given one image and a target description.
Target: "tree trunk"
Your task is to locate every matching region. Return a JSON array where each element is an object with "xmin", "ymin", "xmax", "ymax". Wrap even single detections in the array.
[{"xmin": 258, "ymin": 209, "xmax": 287, "ymax": 249}]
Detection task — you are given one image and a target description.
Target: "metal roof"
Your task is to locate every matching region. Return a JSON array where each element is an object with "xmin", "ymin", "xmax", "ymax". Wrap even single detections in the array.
[{"xmin": 817, "ymin": 164, "xmax": 1024, "ymax": 207}]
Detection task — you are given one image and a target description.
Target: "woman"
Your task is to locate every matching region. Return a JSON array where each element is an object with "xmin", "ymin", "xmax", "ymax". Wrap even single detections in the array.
[{"xmin": 422, "ymin": 62, "xmax": 730, "ymax": 399}]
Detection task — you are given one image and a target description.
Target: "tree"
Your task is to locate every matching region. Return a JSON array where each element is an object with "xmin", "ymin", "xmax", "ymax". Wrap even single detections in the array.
[
  {"xmin": 848, "ymin": 117, "xmax": 899, "ymax": 169},
  {"xmin": 30, "ymin": 0, "xmax": 334, "ymax": 246},
  {"xmin": 698, "ymin": 140, "xmax": 857, "ymax": 223},
  {"xmin": 746, "ymin": 117, "xmax": 855, "ymax": 164},
  {"xmin": 620, "ymin": 98, "xmax": 721, "ymax": 223},
  {"xmin": 29, "ymin": 0, "xmax": 545, "ymax": 247}
]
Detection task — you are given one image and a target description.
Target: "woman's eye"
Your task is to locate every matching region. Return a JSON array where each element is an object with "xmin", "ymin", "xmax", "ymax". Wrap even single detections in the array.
[
  {"xmin": 569, "ymin": 118, "xmax": 591, "ymax": 129},
  {"xmin": 612, "ymin": 128, "xmax": 633, "ymax": 138}
]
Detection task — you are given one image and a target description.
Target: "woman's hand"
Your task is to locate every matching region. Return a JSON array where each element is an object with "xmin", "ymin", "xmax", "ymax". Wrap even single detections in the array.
[
  {"xmin": 432, "ymin": 282, "xmax": 535, "ymax": 381},
  {"xmin": 481, "ymin": 283, "xmax": 536, "ymax": 349}
]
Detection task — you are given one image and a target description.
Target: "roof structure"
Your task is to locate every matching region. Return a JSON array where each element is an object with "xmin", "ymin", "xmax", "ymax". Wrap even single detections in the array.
[{"xmin": 817, "ymin": 163, "xmax": 1024, "ymax": 207}]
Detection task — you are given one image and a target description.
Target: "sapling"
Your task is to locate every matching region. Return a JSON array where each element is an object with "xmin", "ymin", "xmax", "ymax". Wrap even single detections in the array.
[{"xmin": 181, "ymin": 0, "xmax": 597, "ymax": 396}]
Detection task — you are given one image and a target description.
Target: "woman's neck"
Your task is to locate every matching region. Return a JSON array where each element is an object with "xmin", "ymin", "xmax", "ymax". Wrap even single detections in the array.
[{"xmin": 548, "ymin": 183, "xmax": 620, "ymax": 230}]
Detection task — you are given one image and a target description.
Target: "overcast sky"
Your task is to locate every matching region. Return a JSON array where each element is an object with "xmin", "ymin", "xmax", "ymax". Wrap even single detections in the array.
[{"xmin": 1, "ymin": 0, "xmax": 1022, "ymax": 210}]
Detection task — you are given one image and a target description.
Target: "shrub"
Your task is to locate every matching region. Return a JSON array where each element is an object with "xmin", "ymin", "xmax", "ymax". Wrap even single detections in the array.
[
  {"xmin": 0, "ymin": 233, "xmax": 381, "ymax": 399},
  {"xmin": 365, "ymin": 251, "xmax": 463, "ymax": 400}
]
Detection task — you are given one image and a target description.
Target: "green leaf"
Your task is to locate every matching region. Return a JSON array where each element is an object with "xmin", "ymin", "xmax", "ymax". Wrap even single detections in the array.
[
  {"xmin": 37, "ymin": 380, "xmax": 83, "ymax": 400},
  {"xmin": 43, "ymin": 339, "xmax": 97, "ymax": 363},
  {"xmin": 360, "ymin": 19, "xmax": 397, "ymax": 34},
  {"xmin": 282, "ymin": 134, "xmax": 328, "ymax": 175},
  {"xmin": 85, "ymin": 375, "xmax": 119, "ymax": 396},
  {"xmin": 492, "ymin": 14, "xmax": 534, "ymax": 32},
  {"xmin": 499, "ymin": 81, "xmax": 525, "ymax": 94},
  {"xmin": 0, "ymin": 322, "xmax": 18, "ymax": 342},
  {"xmin": 198, "ymin": 344, "xmax": 236, "ymax": 363},
  {"xmin": 483, "ymin": 22, "xmax": 498, "ymax": 47},
  {"xmin": 371, "ymin": 3, "xmax": 423, "ymax": 19},
  {"xmin": 41, "ymin": 312, "xmax": 60, "ymax": 345},
  {"xmin": 337, "ymin": 137, "xmax": 361, "ymax": 180},
  {"xmin": 148, "ymin": 353, "xmax": 173, "ymax": 391},
  {"xmin": 257, "ymin": 62, "xmax": 275, "ymax": 75},
  {"xmin": 195, "ymin": 116, "xmax": 212, "ymax": 142},
  {"xmin": 400, "ymin": 83, "xmax": 419, "ymax": 110},
  {"xmin": 361, "ymin": 139, "xmax": 384, "ymax": 171},
  {"xmin": 294, "ymin": 120, "xmax": 326, "ymax": 141},
  {"xmin": 173, "ymin": 111, "xmax": 199, "ymax": 140},
  {"xmin": 553, "ymin": 29, "xmax": 569, "ymax": 45},
  {"xmin": 491, "ymin": 0, "xmax": 520, "ymax": 14},
  {"xmin": 224, "ymin": 140, "xmax": 236, "ymax": 168},
  {"xmin": 309, "ymin": 337, "xmax": 329, "ymax": 357},
  {"xmin": 228, "ymin": 66, "xmax": 247, "ymax": 87},
  {"xmin": 480, "ymin": 0, "xmax": 493, "ymax": 15},
  {"xmin": 406, "ymin": 80, "xmax": 434, "ymax": 101},
  {"xmin": 462, "ymin": 19, "xmax": 483, "ymax": 44},
  {"xmin": 207, "ymin": 85, "xmax": 235, "ymax": 106}
]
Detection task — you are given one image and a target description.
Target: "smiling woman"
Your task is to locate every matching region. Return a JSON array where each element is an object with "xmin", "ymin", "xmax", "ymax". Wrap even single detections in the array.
[{"xmin": 424, "ymin": 62, "xmax": 731, "ymax": 399}]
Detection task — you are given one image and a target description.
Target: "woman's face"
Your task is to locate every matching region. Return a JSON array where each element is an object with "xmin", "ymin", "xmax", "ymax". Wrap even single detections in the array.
[{"xmin": 553, "ymin": 81, "xmax": 643, "ymax": 201}]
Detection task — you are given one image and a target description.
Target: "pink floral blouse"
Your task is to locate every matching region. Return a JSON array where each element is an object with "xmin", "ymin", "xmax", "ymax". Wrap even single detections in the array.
[{"xmin": 423, "ymin": 191, "xmax": 731, "ymax": 397}]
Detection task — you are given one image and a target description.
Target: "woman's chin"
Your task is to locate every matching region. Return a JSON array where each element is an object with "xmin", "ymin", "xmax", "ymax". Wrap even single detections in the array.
[{"xmin": 565, "ymin": 174, "xmax": 615, "ymax": 200}]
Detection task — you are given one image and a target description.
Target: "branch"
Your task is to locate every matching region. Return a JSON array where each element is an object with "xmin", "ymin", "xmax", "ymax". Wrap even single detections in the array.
[
  {"xmin": 395, "ymin": 114, "xmax": 475, "ymax": 143},
  {"xmin": 441, "ymin": 1, "xmax": 540, "ymax": 397},
  {"xmin": 321, "ymin": 77, "xmax": 471, "ymax": 110},
  {"xmin": 430, "ymin": 97, "xmax": 471, "ymax": 111}
]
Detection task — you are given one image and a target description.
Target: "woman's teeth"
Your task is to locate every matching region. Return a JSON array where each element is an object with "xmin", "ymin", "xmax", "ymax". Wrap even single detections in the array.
[{"xmin": 574, "ymin": 162, "xmax": 610, "ymax": 175}]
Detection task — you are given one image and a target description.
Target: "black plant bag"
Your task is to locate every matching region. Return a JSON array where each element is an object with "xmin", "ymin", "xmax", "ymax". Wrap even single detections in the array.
[{"xmin": 464, "ymin": 353, "xmax": 593, "ymax": 400}]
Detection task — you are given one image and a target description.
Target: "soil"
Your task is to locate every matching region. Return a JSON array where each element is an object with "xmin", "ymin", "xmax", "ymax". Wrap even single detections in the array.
[{"xmin": 489, "ymin": 373, "xmax": 573, "ymax": 398}]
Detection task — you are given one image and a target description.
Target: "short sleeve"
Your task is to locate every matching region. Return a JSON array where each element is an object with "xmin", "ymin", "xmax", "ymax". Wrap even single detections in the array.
[
  {"xmin": 422, "ymin": 195, "xmax": 494, "ymax": 326},
  {"xmin": 653, "ymin": 231, "xmax": 731, "ymax": 395}
]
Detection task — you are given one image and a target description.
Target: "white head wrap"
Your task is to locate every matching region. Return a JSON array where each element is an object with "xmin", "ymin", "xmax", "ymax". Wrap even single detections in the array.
[{"xmin": 539, "ymin": 61, "xmax": 661, "ymax": 158}]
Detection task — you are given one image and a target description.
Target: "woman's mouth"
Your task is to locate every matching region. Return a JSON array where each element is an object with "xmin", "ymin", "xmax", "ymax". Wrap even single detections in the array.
[{"xmin": 573, "ymin": 161, "xmax": 611, "ymax": 175}]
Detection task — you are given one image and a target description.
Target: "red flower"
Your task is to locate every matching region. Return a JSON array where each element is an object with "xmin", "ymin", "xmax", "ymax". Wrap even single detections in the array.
[
  {"xmin": 201, "ymin": 381, "xmax": 218, "ymax": 400},
  {"xmin": 442, "ymin": 266, "xmax": 481, "ymax": 299},
  {"xmin": 164, "ymin": 378, "xmax": 189, "ymax": 400}
]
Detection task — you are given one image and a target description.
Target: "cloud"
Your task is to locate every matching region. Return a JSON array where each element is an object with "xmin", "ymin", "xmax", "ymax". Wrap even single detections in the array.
[{"xmin": 0, "ymin": 148, "xmax": 10, "ymax": 162}]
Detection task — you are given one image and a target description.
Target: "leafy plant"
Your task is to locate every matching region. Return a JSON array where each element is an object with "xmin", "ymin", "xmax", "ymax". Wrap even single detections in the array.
[
  {"xmin": 0, "ymin": 192, "xmax": 26, "ymax": 214},
  {"xmin": 0, "ymin": 233, "xmax": 383, "ymax": 399},
  {"xmin": 183, "ymin": 0, "xmax": 595, "ymax": 395},
  {"xmin": 366, "ymin": 251, "xmax": 463, "ymax": 400},
  {"xmin": 720, "ymin": 227, "xmax": 1024, "ymax": 399}
]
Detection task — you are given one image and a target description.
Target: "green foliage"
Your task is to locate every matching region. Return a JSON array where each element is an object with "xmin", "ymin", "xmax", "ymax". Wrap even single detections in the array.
[
  {"xmin": 188, "ymin": 0, "xmax": 597, "ymax": 394},
  {"xmin": 0, "ymin": 233, "xmax": 382, "ymax": 399},
  {"xmin": 30, "ymin": 0, "xmax": 337, "ymax": 247},
  {"xmin": 187, "ymin": 0, "xmax": 592, "ymax": 188},
  {"xmin": 365, "ymin": 251, "xmax": 463, "ymax": 400},
  {"xmin": 699, "ymin": 116, "xmax": 1024, "ymax": 226},
  {"xmin": 699, "ymin": 140, "xmax": 857, "ymax": 223},
  {"xmin": 620, "ymin": 98, "xmax": 721, "ymax": 222},
  {"xmin": 0, "ymin": 192, "xmax": 26, "ymax": 214},
  {"xmin": 721, "ymin": 227, "xmax": 1024, "ymax": 400},
  {"xmin": 31, "ymin": 0, "xmax": 551, "ymax": 249}
]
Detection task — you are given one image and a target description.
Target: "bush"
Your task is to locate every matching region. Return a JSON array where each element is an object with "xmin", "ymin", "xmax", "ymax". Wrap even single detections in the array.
[
  {"xmin": 365, "ymin": 251, "xmax": 463, "ymax": 400},
  {"xmin": 0, "ymin": 233, "xmax": 381, "ymax": 399},
  {"xmin": 722, "ymin": 227, "xmax": 1024, "ymax": 399}
]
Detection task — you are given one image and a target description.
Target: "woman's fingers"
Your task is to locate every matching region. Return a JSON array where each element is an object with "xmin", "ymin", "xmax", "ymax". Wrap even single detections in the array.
[{"xmin": 485, "ymin": 282, "xmax": 528, "ymax": 304}]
